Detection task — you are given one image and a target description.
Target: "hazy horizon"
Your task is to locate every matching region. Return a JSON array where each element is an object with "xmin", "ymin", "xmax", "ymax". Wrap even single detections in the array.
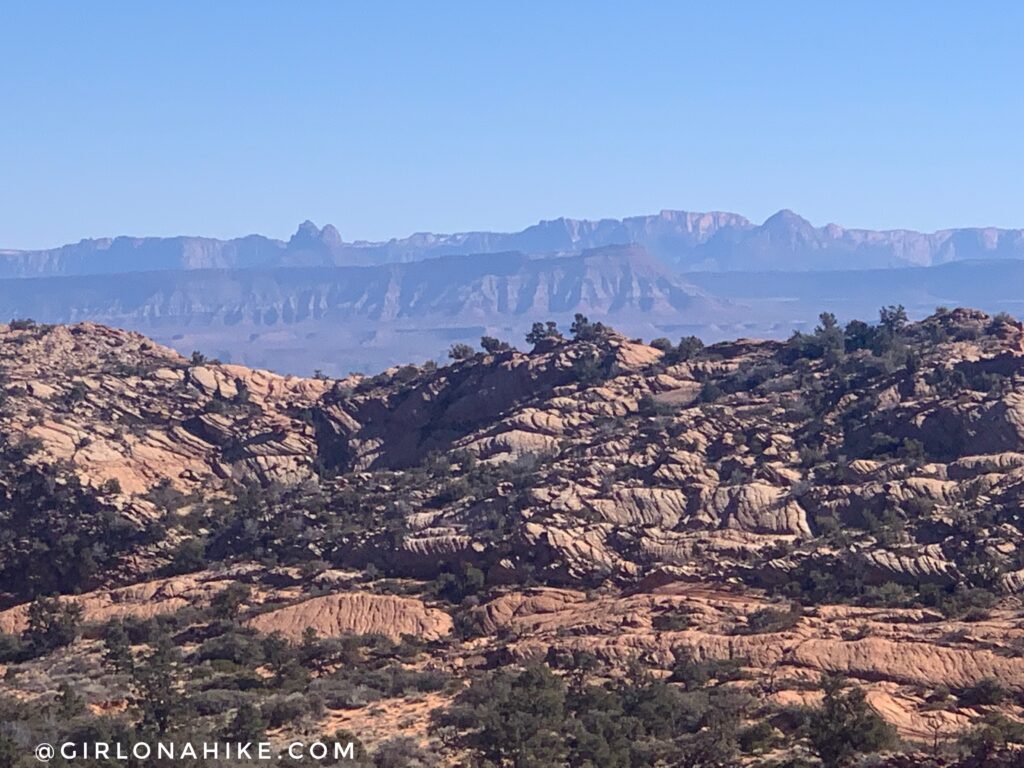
[
  {"xmin": 10, "ymin": 205, "xmax": 1024, "ymax": 253},
  {"xmin": 3, "ymin": 2, "xmax": 1024, "ymax": 249}
]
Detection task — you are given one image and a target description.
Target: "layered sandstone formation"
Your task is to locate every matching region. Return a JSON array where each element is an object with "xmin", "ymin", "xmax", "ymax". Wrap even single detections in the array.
[{"xmin": 2, "ymin": 309, "xmax": 1024, "ymax": 754}]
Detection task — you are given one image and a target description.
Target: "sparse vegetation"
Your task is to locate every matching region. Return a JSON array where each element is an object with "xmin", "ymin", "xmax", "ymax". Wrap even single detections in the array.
[
  {"xmin": 480, "ymin": 335, "xmax": 511, "ymax": 354},
  {"xmin": 808, "ymin": 675, "xmax": 897, "ymax": 767},
  {"xmin": 525, "ymin": 320, "xmax": 563, "ymax": 346},
  {"xmin": 447, "ymin": 342, "xmax": 475, "ymax": 361},
  {"xmin": 0, "ymin": 307, "xmax": 1020, "ymax": 765}
]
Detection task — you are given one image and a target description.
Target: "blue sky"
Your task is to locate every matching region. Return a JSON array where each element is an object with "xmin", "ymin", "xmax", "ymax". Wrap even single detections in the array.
[{"xmin": 2, "ymin": 2, "xmax": 1022, "ymax": 248}]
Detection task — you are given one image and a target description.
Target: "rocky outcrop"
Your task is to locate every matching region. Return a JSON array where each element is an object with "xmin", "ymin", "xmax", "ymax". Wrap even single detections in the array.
[
  {"xmin": 3, "ymin": 311, "xmax": 1024, "ymax": 752},
  {"xmin": 245, "ymin": 592, "xmax": 453, "ymax": 642},
  {"xmin": 475, "ymin": 584, "xmax": 1024, "ymax": 727},
  {"xmin": 0, "ymin": 569, "xmax": 244, "ymax": 633},
  {"xmin": 0, "ymin": 322, "xmax": 331, "ymax": 507}
]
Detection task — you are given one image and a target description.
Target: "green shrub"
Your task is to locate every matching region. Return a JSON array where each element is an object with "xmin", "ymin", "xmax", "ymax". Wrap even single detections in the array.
[
  {"xmin": 262, "ymin": 692, "xmax": 320, "ymax": 728},
  {"xmin": 160, "ymin": 537, "xmax": 207, "ymax": 576},
  {"xmin": 447, "ymin": 343, "xmax": 475, "ymax": 361},
  {"xmin": 434, "ymin": 563, "xmax": 486, "ymax": 603},
  {"xmin": 734, "ymin": 604, "xmax": 802, "ymax": 635},
  {"xmin": 222, "ymin": 700, "xmax": 267, "ymax": 742},
  {"xmin": 808, "ymin": 675, "xmax": 897, "ymax": 767},
  {"xmin": 738, "ymin": 720, "xmax": 777, "ymax": 754},
  {"xmin": 373, "ymin": 736, "xmax": 432, "ymax": 768},
  {"xmin": 958, "ymin": 712, "xmax": 1024, "ymax": 761},
  {"xmin": 455, "ymin": 664, "xmax": 567, "ymax": 766},
  {"xmin": 309, "ymin": 677, "xmax": 382, "ymax": 709},
  {"xmin": 959, "ymin": 677, "xmax": 1007, "ymax": 707},
  {"xmin": 0, "ymin": 633, "xmax": 25, "ymax": 663},
  {"xmin": 194, "ymin": 629, "xmax": 264, "ymax": 667},
  {"xmin": 570, "ymin": 314, "xmax": 609, "ymax": 342},
  {"xmin": 480, "ymin": 336, "xmax": 511, "ymax": 354},
  {"xmin": 526, "ymin": 321, "xmax": 562, "ymax": 346},
  {"xmin": 649, "ymin": 337, "xmax": 673, "ymax": 352},
  {"xmin": 661, "ymin": 335, "xmax": 704, "ymax": 364},
  {"xmin": 193, "ymin": 689, "xmax": 257, "ymax": 716},
  {"xmin": 24, "ymin": 596, "xmax": 82, "ymax": 655},
  {"xmin": 668, "ymin": 647, "xmax": 749, "ymax": 690}
]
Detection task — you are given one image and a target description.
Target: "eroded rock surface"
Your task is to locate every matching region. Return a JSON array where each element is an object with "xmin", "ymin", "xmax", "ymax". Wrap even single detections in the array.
[
  {"xmin": 2, "ymin": 310, "xmax": 1024, "ymax": 759},
  {"xmin": 246, "ymin": 591, "xmax": 453, "ymax": 642}
]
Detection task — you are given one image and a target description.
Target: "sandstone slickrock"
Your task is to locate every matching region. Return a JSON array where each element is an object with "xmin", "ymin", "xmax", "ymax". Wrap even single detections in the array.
[
  {"xmin": 245, "ymin": 592, "xmax": 453, "ymax": 642},
  {"xmin": 3, "ymin": 309, "xmax": 1024, "ymax": 755}
]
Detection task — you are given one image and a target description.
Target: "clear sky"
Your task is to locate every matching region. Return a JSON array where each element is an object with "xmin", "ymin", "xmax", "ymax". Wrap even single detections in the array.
[{"xmin": 2, "ymin": 2, "xmax": 1023, "ymax": 249}]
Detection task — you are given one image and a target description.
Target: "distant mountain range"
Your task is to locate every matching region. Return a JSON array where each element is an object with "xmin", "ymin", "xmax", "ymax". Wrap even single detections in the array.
[
  {"xmin": 7, "ymin": 209, "xmax": 1024, "ymax": 277},
  {"xmin": 0, "ymin": 245, "xmax": 713, "ymax": 326},
  {"xmin": 3, "ymin": 209, "xmax": 1024, "ymax": 374},
  {"xmin": 0, "ymin": 245, "xmax": 727, "ymax": 373}
]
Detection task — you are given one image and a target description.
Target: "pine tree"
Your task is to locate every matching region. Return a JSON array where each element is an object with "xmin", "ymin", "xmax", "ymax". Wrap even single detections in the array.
[
  {"xmin": 223, "ymin": 701, "xmax": 266, "ymax": 743},
  {"xmin": 24, "ymin": 596, "xmax": 81, "ymax": 654},
  {"xmin": 102, "ymin": 621, "xmax": 134, "ymax": 674},
  {"xmin": 808, "ymin": 675, "xmax": 896, "ymax": 767},
  {"xmin": 133, "ymin": 631, "xmax": 188, "ymax": 735}
]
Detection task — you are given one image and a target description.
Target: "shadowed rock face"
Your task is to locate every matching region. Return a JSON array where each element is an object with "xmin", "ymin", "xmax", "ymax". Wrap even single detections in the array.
[{"xmin": 2, "ymin": 308, "xmax": 1024, "ymax": 759}]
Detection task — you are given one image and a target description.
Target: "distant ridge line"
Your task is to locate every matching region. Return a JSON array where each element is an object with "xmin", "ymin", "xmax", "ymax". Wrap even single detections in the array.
[{"xmin": 4, "ymin": 208, "xmax": 1024, "ymax": 278}]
